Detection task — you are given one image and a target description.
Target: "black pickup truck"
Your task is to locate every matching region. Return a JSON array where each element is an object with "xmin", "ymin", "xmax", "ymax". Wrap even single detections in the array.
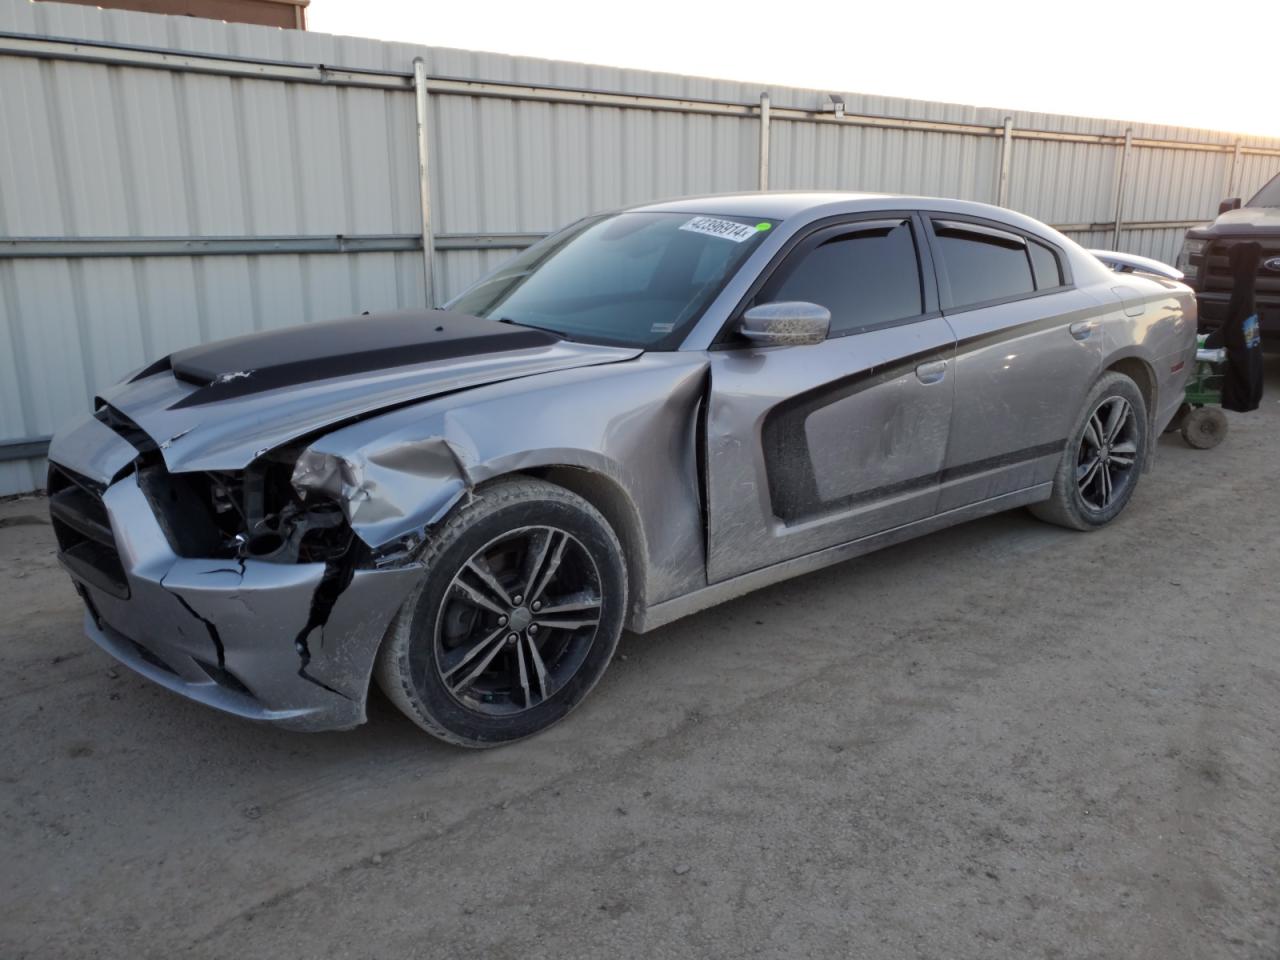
[{"xmin": 1177, "ymin": 172, "xmax": 1280, "ymax": 350}]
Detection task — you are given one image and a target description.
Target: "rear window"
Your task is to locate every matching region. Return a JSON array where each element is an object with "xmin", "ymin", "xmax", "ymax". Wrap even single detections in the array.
[
  {"xmin": 1028, "ymin": 240, "xmax": 1063, "ymax": 290},
  {"xmin": 933, "ymin": 223, "xmax": 1035, "ymax": 307}
]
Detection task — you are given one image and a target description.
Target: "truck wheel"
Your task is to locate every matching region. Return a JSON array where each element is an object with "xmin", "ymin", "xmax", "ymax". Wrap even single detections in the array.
[
  {"xmin": 1180, "ymin": 406, "xmax": 1228, "ymax": 449},
  {"xmin": 1030, "ymin": 371, "xmax": 1148, "ymax": 531},
  {"xmin": 374, "ymin": 477, "xmax": 627, "ymax": 747}
]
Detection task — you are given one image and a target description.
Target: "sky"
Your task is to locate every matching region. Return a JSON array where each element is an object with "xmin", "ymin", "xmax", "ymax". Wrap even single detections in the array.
[{"xmin": 307, "ymin": 0, "xmax": 1279, "ymax": 138}]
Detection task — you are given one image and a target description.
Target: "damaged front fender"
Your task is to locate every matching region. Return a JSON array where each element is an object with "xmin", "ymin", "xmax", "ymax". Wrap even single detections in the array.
[
  {"xmin": 287, "ymin": 353, "xmax": 713, "ymax": 612},
  {"xmin": 291, "ymin": 431, "xmax": 478, "ymax": 536},
  {"xmin": 288, "ymin": 406, "xmax": 628, "ymax": 561}
]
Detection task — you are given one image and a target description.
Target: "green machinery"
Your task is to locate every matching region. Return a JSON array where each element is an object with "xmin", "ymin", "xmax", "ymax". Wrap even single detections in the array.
[{"xmin": 1171, "ymin": 335, "xmax": 1229, "ymax": 449}]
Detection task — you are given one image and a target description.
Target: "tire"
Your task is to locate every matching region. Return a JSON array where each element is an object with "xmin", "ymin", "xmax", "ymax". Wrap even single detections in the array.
[
  {"xmin": 1180, "ymin": 406, "xmax": 1228, "ymax": 449},
  {"xmin": 1030, "ymin": 371, "xmax": 1149, "ymax": 531},
  {"xmin": 374, "ymin": 477, "xmax": 627, "ymax": 747}
]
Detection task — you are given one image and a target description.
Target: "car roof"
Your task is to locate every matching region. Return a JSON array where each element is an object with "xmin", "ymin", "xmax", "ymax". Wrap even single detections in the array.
[
  {"xmin": 629, "ymin": 191, "xmax": 890, "ymax": 220},
  {"xmin": 628, "ymin": 191, "xmax": 1056, "ymax": 237}
]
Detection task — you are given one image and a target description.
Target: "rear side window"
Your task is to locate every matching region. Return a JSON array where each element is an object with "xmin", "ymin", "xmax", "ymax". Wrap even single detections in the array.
[
  {"xmin": 1028, "ymin": 240, "xmax": 1063, "ymax": 290},
  {"xmin": 933, "ymin": 222, "xmax": 1034, "ymax": 308},
  {"xmin": 763, "ymin": 220, "xmax": 923, "ymax": 336}
]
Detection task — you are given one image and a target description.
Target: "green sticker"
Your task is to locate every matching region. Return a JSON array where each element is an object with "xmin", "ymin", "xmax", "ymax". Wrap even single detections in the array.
[{"xmin": 755, "ymin": 222, "xmax": 772, "ymax": 231}]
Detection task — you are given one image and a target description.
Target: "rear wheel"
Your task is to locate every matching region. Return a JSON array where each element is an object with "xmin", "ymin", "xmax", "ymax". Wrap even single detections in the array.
[
  {"xmin": 1030, "ymin": 372, "xmax": 1148, "ymax": 531},
  {"xmin": 375, "ymin": 477, "xmax": 627, "ymax": 747}
]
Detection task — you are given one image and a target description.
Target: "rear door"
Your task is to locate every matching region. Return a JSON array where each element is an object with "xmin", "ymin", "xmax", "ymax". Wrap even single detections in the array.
[
  {"xmin": 704, "ymin": 214, "xmax": 956, "ymax": 583},
  {"xmin": 924, "ymin": 216, "xmax": 1103, "ymax": 511}
]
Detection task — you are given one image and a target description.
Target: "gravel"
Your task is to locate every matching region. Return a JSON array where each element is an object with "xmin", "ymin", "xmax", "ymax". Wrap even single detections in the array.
[{"xmin": 1, "ymin": 359, "xmax": 1277, "ymax": 959}]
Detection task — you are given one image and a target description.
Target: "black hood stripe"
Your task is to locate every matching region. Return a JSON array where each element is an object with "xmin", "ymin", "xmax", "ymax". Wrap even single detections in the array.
[{"xmin": 166, "ymin": 310, "xmax": 558, "ymax": 409}]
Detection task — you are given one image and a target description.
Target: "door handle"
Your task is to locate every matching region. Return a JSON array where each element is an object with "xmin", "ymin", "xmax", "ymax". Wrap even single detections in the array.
[
  {"xmin": 915, "ymin": 360, "xmax": 947, "ymax": 384},
  {"xmin": 1069, "ymin": 320, "xmax": 1098, "ymax": 341}
]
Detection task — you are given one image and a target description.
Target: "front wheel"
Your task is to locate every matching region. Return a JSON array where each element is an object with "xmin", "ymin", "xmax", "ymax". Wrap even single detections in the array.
[
  {"xmin": 1030, "ymin": 371, "xmax": 1148, "ymax": 531},
  {"xmin": 374, "ymin": 477, "xmax": 627, "ymax": 747}
]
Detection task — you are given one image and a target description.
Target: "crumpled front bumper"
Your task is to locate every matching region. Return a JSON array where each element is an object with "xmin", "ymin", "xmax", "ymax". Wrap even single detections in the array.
[{"xmin": 49, "ymin": 417, "xmax": 422, "ymax": 732}]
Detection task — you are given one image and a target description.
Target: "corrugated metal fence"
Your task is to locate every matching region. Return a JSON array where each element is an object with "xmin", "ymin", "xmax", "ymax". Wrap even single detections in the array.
[{"xmin": 3, "ymin": 0, "xmax": 1280, "ymax": 494}]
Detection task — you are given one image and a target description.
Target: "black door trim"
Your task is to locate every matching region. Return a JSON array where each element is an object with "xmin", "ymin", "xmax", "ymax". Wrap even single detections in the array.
[{"xmin": 760, "ymin": 342, "xmax": 950, "ymax": 523}]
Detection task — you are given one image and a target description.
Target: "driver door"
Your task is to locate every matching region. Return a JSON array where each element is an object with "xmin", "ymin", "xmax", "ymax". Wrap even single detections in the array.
[{"xmin": 705, "ymin": 214, "xmax": 957, "ymax": 583}]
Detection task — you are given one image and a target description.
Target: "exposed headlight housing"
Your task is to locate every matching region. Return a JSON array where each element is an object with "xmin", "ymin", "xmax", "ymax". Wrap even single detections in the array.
[
  {"xmin": 137, "ymin": 450, "xmax": 355, "ymax": 565},
  {"xmin": 1175, "ymin": 238, "xmax": 1207, "ymax": 284}
]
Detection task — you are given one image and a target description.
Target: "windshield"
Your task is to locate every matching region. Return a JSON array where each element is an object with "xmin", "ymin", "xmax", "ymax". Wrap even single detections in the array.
[
  {"xmin": 446, "ymin": 211, "xmax": 776, "ymax": 348},
  {"xmin": 1247, "ymin": 172, "xmax": 1280, "ymax": 207}
]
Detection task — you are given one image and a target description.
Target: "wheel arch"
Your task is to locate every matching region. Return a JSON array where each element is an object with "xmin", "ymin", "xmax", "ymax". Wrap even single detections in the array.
[
  {"xmin": 494, "ymin": 465, "xmax": 650, "ymax": 628},
  {"xmin": 1103, "ymin": 353, "xmax": 1159, "ymax": 465}
]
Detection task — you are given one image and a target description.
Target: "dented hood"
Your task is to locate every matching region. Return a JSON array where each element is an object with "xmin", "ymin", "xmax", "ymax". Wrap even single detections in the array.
[{"xmin": 96, "ymin": 309, "xmax": 641, "ymax": 472}]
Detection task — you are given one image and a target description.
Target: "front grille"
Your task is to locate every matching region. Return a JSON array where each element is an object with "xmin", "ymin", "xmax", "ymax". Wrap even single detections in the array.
[
  {"xmin": 47, "ymin": 463, "xmax": 130, "ymax": 599},
  {"xmin": 1201, "ymin": 238, "xmax": 1280, "ymax": 298}
]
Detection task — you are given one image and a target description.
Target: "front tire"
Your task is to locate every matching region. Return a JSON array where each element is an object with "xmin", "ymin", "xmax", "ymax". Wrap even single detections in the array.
[
  {"xmin": 1030, "ymin": 371, "xmax": 1148, "ymax": 531},
  {"xmin": 374, "ymin": 477, "xmax": 627, "ymax": 747}
]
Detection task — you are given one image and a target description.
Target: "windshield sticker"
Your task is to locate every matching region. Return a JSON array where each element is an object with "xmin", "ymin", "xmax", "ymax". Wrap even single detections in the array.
[
  {"xmin": 680, "ymin": 216, "xmax": 759, "ymax": 243},
  {"xmin": 650, "ymin": 322, "xmax": 675, "ymax": 333}
]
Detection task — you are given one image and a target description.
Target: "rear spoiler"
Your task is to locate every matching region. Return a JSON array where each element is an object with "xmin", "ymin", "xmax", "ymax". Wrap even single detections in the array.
[{"xmin": 1089, "ymin": 249, "xmax": 1184, "ymax": 282}]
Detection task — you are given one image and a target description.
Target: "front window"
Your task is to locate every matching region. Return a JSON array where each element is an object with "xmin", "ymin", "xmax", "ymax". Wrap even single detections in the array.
[
  {"xmin": 447, "ymin": 211, "xmax": 776, "ymax": 348},
  {"xmin": 759, "ymin": 219, "xmax": 923, "ymax": 336},
  {"xmin": 1247, "ymin": 172, "xmax": 1280, "ymax": 207}
]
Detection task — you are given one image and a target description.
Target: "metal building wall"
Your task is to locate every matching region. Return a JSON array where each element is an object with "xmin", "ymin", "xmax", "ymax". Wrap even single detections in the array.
[{"xmin": 2, "ymin": 0, "xmax": 1279, "ymax": 494}]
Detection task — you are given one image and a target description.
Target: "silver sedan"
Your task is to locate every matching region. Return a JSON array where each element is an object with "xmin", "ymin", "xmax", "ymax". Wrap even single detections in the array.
[{"xmin": 47, "ymin": 193, "xmax": 1197, "ymax": 746}]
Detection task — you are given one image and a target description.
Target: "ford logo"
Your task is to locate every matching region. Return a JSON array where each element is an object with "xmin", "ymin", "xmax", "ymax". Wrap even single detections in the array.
[{"xmin": 1265, "ymin": 256, "xmax": 1280, "ymax": 272}]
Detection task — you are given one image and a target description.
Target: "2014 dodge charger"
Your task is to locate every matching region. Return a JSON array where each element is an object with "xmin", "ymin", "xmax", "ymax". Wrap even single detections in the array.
[{"xmin": 47, "ymin": 193, "xmax": 1197, "ymax": 746}]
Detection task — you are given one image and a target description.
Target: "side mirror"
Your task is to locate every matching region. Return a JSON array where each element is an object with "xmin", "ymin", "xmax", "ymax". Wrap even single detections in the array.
[
  {"xmin": 738, "ymin": 301, "xmax": 831, "ymax": 347},
  {"xmin": 1218, "ymin": 197, "xmax": 1242, "ymax": 215}
]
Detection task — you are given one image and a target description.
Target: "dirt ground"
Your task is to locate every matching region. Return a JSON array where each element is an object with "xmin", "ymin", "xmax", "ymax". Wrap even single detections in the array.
[{"xmin": 2, "ymin": 360, "xmax": 1278, "ymax": 960}]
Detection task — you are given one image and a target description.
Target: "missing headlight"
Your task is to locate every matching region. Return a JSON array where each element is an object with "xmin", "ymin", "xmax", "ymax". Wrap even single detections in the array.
[
  {"xmin": 246, "ymin": 497, "xmax": 353, "ymax": 563},
  {"xmin": 138, "ymin": 448, "xmax": 357, "ymax": 564}
]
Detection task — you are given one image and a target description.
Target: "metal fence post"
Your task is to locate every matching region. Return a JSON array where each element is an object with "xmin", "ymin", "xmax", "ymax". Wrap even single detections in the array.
[
  {"xmin": 413, "ymin": 58, "xmax": 436, "ymax": 308},
  {"xmin": 997, "ymin": 117, "xmax": 1013, "ymax": 207},
  {"xmin": 1111, "ymin": 128, "xmax": 1132, "ymax": 249},
  {"xmin": 758, "ymin": 92, "xmax": 770, "ymax": 191},
  {"xmin": 1227, "ymin": 140, "xmax": 1242, "ymax": 198}
]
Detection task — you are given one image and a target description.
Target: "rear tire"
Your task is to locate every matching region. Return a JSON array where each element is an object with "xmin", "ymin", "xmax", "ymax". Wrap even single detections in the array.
[
  {"xmin": 1180, "ymin": 406, "xmax": 1228, "ymax": 449},
  {"xmin": 1030, "ymin": 371, "xmax": 1148, "ymax": 531},
  {"xmin": 374, "ymin": 477, "xmax": 627, "ymax": 748}
]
